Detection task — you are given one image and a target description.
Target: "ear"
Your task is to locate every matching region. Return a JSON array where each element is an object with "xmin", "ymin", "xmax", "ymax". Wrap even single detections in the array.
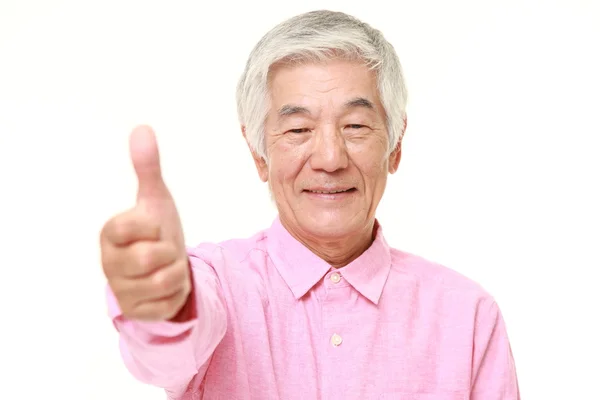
[
  {"xmin": 242, "ymin": 126, "xmax": 269, "ymax": 182},
  {"xmin": 388, "ymin": 141, "xmax": 402, "ymax": 174},
  {"xmin": 388, "ymin": 116, "xmax": 407, "ymax": 174}
]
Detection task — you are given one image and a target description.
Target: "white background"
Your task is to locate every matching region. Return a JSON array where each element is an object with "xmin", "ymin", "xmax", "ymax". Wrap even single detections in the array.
[{"xmin": 1, "ymin": 0, "xmax": 599, "ymax": 398}]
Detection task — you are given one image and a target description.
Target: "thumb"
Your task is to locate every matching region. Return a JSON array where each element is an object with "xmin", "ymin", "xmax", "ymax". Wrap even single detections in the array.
[
  {"xmin": 129, "ymin": 125, "xmax": 185, "ymax": 248},
  {"xmin": 129, "ymin": 125, "xmax": 169, "ymax": 203}
]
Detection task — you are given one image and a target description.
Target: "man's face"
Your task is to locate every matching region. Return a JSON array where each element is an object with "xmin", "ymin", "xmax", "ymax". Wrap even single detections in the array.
[{"xmin": 248, "ymin": 59, "xmax": 401, "ymax": 240}]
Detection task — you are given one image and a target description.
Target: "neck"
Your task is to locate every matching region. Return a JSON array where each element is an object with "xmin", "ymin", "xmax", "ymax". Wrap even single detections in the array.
[{"xmin": 280, "ymin": 218, "xmax": 377, "ymax": 268}]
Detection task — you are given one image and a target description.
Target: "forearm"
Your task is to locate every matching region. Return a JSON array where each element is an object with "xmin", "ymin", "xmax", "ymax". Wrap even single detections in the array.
[{"xmin": 107, "ymin": 256, "xmax": 227, "ymax": 390}]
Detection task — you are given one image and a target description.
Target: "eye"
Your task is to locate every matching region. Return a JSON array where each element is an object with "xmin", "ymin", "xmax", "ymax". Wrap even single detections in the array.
[
  {"xmin": 287, "ymin": 128, "xmax": 311, "ymax": 134},
  {"xmin": 346, "ymin": 124, "xmax": 367, "ymax": 130}
]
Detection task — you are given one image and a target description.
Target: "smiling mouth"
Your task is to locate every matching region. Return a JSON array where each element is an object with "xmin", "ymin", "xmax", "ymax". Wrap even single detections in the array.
[{"xmin": 304, "ymin": 188, "xmax": 357, "ymax": 194}]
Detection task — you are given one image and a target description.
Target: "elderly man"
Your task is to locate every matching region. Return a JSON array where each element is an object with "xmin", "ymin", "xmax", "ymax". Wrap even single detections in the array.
[{"xmin": 101, "ymin": 10, "xmax": 520, "ymax": 400}]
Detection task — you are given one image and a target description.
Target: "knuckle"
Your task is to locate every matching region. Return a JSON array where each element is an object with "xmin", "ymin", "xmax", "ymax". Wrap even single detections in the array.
[
  {"xmin": 152, "ymin": 269, "xmax": 177, "ymax": 293},
  {"xmin": 136, "ymin": 243, "xmax": 156, "ymax": 271},
  {"xmin": 151, "ymin": 270, "xmax": 168, "ymax": 292}
]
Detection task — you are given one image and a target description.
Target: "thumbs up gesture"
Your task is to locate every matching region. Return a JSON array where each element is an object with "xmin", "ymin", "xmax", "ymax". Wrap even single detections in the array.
[{"xmin": 101, "ymin": 126, "xmax": 191, "ymax": 321}]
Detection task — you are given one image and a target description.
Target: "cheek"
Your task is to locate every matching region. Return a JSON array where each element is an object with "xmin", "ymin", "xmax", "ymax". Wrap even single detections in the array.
[
  {"xmin": 352, "ymin": 149, "xmax": 389, "ymax": 187},
  {"xmin": 363, "ymin": 161, "xmax": 388, "ymax": 183},
  {"xmin": 268, "ymin": 147, "xmax": 307, "ymax": 185}
]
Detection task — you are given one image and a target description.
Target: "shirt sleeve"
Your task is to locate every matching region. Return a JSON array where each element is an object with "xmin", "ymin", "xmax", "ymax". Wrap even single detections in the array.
[
  {"xmin": 470, "ymin": 297, "xmax": 521, "ymax": 400},
  {"xmin": 106, "ymin": 247, "xmax": 227, "ymax": 393}
]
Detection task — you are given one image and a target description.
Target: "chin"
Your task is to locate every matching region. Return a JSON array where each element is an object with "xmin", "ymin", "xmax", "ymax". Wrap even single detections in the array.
[{"xmin": 300, "ymin": 211, "xmax": 365, "ymax": 239}]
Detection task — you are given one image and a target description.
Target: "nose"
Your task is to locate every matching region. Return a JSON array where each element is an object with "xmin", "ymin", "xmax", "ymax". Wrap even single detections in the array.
[{"xmin": 309, "ymin": 126, "xmax": 349, "ymax": 172}]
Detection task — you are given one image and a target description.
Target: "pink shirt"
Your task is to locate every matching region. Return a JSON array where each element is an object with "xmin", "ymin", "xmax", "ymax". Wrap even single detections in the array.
[{"xmin": 107, "ymin": 217, "xmax": 520, "ymax": 399}]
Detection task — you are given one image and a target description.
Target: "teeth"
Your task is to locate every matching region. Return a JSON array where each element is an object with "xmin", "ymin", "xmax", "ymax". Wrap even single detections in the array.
[{"xmin": 311, "ymin": 189, "xmax": 348, "ymax": 194}]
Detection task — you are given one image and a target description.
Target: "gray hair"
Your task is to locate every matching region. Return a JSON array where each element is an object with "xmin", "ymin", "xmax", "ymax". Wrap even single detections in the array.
[{"xmin": 236, "ymin": 10, "xmax": 408, "ymax": 161}]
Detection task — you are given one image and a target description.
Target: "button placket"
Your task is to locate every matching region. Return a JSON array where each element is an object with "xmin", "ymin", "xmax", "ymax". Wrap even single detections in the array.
[{"xmin": 321, "ymin": 272, "xmax": 350, "ymax": 398}]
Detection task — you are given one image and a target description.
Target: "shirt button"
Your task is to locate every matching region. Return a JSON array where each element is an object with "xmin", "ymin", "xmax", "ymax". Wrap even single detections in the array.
[
  {"xmin": 330, "ymin": 272, "xmax": 341, "ymax": 283},
  {"xmin": 331, "ymin": 333, "xmax": 343, "ymax": 347}
]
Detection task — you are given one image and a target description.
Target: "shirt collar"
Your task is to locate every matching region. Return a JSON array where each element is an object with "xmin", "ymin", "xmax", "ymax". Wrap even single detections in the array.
[{"xmin": 265, "ymin": 216, "xmax": 392, "ymax": 304}]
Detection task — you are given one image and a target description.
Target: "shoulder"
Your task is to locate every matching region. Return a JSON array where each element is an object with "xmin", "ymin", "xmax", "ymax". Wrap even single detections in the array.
[
  {"xmin": 388, "ymin": 247, "xmax": 495, "ymax": 303},
  {"xmin": 186, "ymin": 229, "xmax": 270, "ymax": 267},
  {"xmin": 386, "ymin": 247, "xmax": 507, "ymax": 333}
]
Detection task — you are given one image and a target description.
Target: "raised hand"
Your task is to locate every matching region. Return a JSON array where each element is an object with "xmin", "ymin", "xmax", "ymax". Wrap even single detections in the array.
[{"xmin": 100, "ymin": 125, "xmax": 190, "ymax": 321}]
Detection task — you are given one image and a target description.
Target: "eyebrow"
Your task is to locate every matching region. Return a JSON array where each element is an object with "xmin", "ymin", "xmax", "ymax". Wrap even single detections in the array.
[
  {"xmin": 277, "ymin": 104, "xmax": 311, "ymax": 118},
  {"xmin": 344, "ymin": 97, "xmax": 375, "ymax": 110},
  {"xmin": 276, "ymin": 97, "xmax": 375, "ymax": 119}
]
